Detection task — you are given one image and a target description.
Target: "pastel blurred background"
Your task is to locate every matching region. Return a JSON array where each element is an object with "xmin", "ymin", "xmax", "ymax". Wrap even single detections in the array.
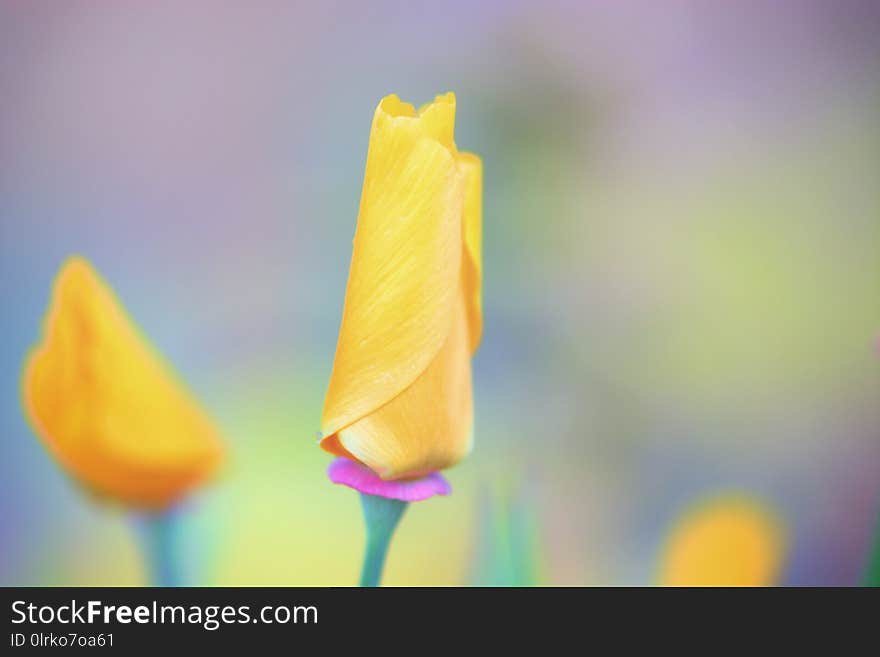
[{"xmin": 2, "ymin": 1, "xmax": 879, "ymax": 586}]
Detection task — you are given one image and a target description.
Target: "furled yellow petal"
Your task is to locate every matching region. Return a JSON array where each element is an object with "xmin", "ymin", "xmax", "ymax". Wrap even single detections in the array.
[
  {"xmin": 458, "ymin": 152, "xmax": 483, "ymax": 352},
  {"xmin": 658, "ymin": 494, "xmax": 786, "ymax": 586},
  {"xmin": 321, "ymin": 94, "xmax": 465, "ymax": 445},
  {"xmin": 324, "ymin": 290, "xmax": 473, "ymax": 479},
  {"xmin": 22, "ymin": 257, "xmax": 225, "ymax": 509}
]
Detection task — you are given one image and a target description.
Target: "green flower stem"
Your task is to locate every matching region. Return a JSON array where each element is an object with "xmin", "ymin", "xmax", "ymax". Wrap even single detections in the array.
[
  {"xmin": 138, "ymin": 511, "xmax": 183, "ymax": 587},
  {"xmin": 359, "ymin": 493, "xmax": 408, "ymax": 587},
  {"xmin": 864, "ymin": 503, "xmax": 880, "ymax": 586}
]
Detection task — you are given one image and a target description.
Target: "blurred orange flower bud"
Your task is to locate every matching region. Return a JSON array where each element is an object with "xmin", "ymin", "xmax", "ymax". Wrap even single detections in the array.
[
  {"xmin": 22, "ymin": 257, "xmax": 225, "ymax": 509},
  {"xmin": 659, "ymin": 493, "xmax": 786, "ymax": 586}
]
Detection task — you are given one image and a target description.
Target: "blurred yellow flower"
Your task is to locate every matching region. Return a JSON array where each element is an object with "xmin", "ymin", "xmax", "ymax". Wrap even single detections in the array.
[
  {"xmin": 22, "ymin": 257, "xmax": 225, "ymax": 509},
  {"xmin": 658, "ymin": 494, "xmax": 786, "ymax": 586},
  {"xmin": 320, "ymin": 92, "xmax": 482, "ymax": 481}
]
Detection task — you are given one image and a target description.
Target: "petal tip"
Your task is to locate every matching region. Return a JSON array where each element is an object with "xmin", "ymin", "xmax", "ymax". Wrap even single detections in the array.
[
  {"xmin": 56, "ymin": 255, "xmax": 97, "ymax": 290},
  {"xmin": 378, "ymin": 94, "xmax": 417, "ymax": 118},
  {"xmin": 420, "ymin": 91, "xmax": 456, "ymax": 112}
]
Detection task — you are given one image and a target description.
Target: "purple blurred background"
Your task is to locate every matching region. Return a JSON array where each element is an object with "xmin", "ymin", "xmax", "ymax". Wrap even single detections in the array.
[{"xmin": 1, "ymin": 1, "xmax": 879, "ymax": 585}]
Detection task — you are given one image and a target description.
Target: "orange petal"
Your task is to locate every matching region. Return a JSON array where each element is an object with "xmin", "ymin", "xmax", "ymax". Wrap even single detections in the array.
[
  {"xmin": 22, "ymin": 257, "xmax": 225, "ymax": 509},
  {"xmin": 321, "ymin": 94, "xmax": 465, "ymax": 443}
]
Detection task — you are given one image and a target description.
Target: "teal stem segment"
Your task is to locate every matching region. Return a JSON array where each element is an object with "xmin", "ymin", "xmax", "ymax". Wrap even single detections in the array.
[
  {"xmin": 136, "ymin": 511, "xmax": 183, "ymax": 587},
  {"xmin": 359, "ymin": 493, "xmax": 408, "ymax": 587}
]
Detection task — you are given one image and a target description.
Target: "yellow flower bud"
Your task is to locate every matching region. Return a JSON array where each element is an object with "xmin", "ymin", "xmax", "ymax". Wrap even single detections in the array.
[{"xmin": 321, "ymin": 93, "xmax": 482, "ymax": 481}]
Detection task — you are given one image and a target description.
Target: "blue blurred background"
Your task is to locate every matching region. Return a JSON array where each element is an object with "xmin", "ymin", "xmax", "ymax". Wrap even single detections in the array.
[{"xmin": 1, "ymin": 1, "xmax": 879, "ymax": 585}]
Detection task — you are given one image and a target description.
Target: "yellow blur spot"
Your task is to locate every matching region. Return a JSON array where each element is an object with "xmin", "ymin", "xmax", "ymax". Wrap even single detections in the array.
[
  {"xmin": 22, "ymin": 257, "xmax": 225, "ymax": 510},
  {"xmin": 659, "ymin": 494, "xmax": 786, "ymax": 586},
  {"xmin": 320, "ymin": 93, "xmax": 482, "ymax": 480}
]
